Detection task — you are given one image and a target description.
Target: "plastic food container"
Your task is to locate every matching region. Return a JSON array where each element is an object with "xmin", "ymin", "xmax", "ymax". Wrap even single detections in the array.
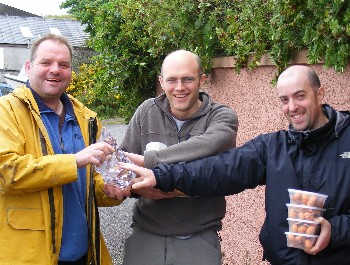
[
  {"xmin": 285, "ymin": 232, "xmax": 318, "ymax": 250},
  {"xmin": 287, "ymin": 218, "xmax": 320, "ymax": 235},
  {"xmin": 288, "ymin": 189, "xmax": 328, "ymax": 208},
  {"xmin": 286, "ymin": 204, "xmax": 325, "ymax": 221}
]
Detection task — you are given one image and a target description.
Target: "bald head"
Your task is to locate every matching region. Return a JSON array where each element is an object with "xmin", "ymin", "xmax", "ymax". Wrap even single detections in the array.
[
  {"xmin": 277, "ymin": 65, "xmax": 327, "ymax": 131},
  {"xmin": 158, "ymin": 49, "xmax": 207, "ymax": 120},
  {"xmin": 278, "ymin": 65, "xmax": 321, "ymax": 91},
  {"xmin": 161, "ymin": 50, "xmax": 203, "ymax": 76}
]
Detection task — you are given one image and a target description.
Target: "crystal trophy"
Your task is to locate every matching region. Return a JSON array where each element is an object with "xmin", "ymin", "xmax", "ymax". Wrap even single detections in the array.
[{"xmin": 95, "ymin": 127, "xmax": 136, "ymax": 188}]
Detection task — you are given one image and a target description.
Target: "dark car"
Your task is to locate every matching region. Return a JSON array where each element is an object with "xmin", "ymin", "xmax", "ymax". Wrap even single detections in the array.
[{"xmin": 0, "ymin": 83, "xmax": 13, "ymax": 96}]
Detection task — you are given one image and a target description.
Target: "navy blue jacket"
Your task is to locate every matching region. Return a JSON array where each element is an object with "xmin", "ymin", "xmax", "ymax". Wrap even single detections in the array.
[{"xmin": 153, "ymin": 105, "xmax": 350, "ymax": 265}]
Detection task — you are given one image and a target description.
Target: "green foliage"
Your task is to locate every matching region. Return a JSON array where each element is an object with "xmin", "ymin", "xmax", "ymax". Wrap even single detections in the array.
[
  {"xmin": 216, "ymin": 0, "xmax": 274, "ymax": 71},
  {"xmin": 269, "ymin": 0, "xmax": 349, "ymax": 74},
  {"xmin": 67, "ymin": 62, "xmax": 121, "ymax": 119},
  {"xmin": 60, "ymin": 0, "xmax": 106, "ymax": 34},
  {"xmin": 62, "ymin": 0, "xmax": 225, "ymax": 121},
  {"xmin": 217, "ymin": 0, "xmax": 349, "ymax": 75},
  {"xmin": 44, "ymin": 14, "xmax": 76, "ymax": 20},
  {"xmin": 62, "ymin": 0, "xmax": 349, "ymax": 121},
  {"xmin": 303, "ymin": 0, "xmax": 350, "ymax": 72}
]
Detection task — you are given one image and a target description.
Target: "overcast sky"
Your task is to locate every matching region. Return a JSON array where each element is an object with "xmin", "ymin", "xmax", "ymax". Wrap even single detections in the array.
[{"xmin": 1, "ymin": 0, "xmax": 68, "ymax": 16}]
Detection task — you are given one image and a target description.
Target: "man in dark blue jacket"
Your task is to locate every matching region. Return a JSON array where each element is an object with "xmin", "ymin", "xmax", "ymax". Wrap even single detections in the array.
[{"xmin": 121, "ymin": 65, "xmax": 350, "ymax": 265}]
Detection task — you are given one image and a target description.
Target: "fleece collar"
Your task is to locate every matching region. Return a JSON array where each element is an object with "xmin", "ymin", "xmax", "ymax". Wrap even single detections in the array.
[{"xmin": 287, "ymin": 104, "xmax": 349, "ymax": 155}]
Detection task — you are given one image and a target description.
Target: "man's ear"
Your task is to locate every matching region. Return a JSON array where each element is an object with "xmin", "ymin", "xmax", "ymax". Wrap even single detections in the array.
[
  {"xmin": 317, "ymin": 86, "xmax": 325, "ymax": 102},
  {"xmin": 199, "ymin": 73, "xmax": 207, "ymax": 88},
  {"xmin": 159, "ymin": 75, "xmax": 165, "ymax": 91},
  {"xmin": 24, "ymin": 60, "xmax": 31, "ymax": 75}
]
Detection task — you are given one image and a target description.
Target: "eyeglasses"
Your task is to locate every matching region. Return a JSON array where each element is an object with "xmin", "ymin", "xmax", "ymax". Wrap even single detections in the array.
[{"xmin": 163, "ymin": 76, "xmax": 200, "ymax": 86}]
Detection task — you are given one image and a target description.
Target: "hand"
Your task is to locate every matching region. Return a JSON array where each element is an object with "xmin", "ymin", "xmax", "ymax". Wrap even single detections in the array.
[
  {"xmin": 103, "ymin": 183, "xmax": 131, "ymax": 200},
  {"xmin": 124, "ymin": 152, "xmax": 145, "ymax": 167},
  {"xmin": 118, "ymin": 162, "xmax": 157, "ymax": 190},
  {"xmin": 75, "ymin": 142, "xmax": 115, "ymax": 168},
  {"xmin": 304, "ymin": 217, "xmax": 331, "ymax": 255},
  {"xmin": 131, "ymin": 177, "xmax": 174, "ymax": 199},
  {"xmin": 170, "ymin": 189, "xmax": 188, "ymax": 197}
]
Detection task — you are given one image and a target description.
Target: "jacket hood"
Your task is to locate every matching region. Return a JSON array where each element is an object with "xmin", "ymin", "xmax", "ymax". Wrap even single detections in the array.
[
  {"xmin": 333, "ymin": 108, "xmax": 350, "ymax": 136},
  {"xmin": 11, "ymin": 85, "xmax": 41, "ymax": 114}
]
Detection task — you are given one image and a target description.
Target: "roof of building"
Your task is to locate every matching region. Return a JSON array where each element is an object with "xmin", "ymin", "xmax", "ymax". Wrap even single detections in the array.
[
  {"xmin": 0, "ymin": 3, "xmax": 41, "ymax": 17},
  {"xmin": 0, "ymin": 15, "xmax": 89, "ymax": 47}
]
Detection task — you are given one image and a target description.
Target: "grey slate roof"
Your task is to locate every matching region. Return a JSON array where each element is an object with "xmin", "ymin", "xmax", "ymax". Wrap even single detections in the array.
[
  {"xmin": 0, "ymin": 3, "xmax": 41, "ymax": 17},
  {"xmin": 0, "ymin": 15, "xmax": 90, "ymax": 47}
]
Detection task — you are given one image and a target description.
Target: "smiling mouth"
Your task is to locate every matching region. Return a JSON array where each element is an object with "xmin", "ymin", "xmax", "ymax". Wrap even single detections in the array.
[
  {"xmin": 292, "ymin": 114, "xmax": 302, "ymax": 118},
  {"xmin": 174, "ymin": 94, "xmax": 187, "ymax": 98},
  {"xmin": 290, "ymin": 113, "xmax": 305, "ymax": 122},
  {"xmin": 47, "ymin": 79, "xmax": 60, "ymax": 82}
]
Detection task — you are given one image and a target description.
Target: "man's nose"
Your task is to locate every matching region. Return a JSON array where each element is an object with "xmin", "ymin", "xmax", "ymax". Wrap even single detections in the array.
[
  {"xmin": 49, "ymin": 63, "xmax": 60, "ymax": 73},
  {"xmin": 175, "ymin": 78, "xmax": 185, "ymax": 88},
  {"xmin": 288, "ymin": 99, "xmax": 298, "ymax": 111}
]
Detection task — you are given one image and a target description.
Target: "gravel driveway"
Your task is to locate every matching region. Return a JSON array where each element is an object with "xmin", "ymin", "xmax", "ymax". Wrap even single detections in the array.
[{"xmin": 99, "ymin": 121, "xmax": 135, "ymax": 265}]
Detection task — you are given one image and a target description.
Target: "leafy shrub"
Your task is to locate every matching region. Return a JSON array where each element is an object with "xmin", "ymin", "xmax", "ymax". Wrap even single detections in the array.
[
  {"xmin": 67, "ymin": 62, "xmax": 121, "ymax": 119},
  {"xmin": 62, "ymin": 0, "xmax": 349, "ymax": 120}
]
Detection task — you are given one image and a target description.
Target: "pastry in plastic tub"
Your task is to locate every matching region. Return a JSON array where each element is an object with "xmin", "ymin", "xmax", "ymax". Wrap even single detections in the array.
[
  {"xmin": 285, "ymin": 232, "xmax": 318, "ymax": 250},
  {"xmin": 286, "ymin": 204, "xmax": 325, "ymax": 221},
  {"xmin": 288, "ymin": 189, "xmax": 328, "ymax": 208},
  {"xmin": 287, "ymin": 218, "xmax": 320, "ymax": 235}
]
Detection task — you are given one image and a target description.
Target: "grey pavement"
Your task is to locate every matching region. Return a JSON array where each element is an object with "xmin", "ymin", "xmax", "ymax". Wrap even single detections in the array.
[{"xmin": 99, "ymin": 121, "xmax": 135, "ymax": 265}]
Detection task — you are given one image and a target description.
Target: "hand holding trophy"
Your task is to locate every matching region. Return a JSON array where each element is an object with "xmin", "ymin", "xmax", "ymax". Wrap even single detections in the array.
[{"xmin": 95, "ymin": 128, "xmax": 136, "ymax": 188}]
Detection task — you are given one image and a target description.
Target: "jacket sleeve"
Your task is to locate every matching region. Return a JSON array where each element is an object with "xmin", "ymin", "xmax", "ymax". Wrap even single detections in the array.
[
  {"xmin": 328, "ymin": 215, "xmax": 350, "ymax": 248},
  {"xmin": 145, "ymin": 105, "xmax": 238, "ymax": 168},
  {"xmin": 119, "ymin": 103, "xmax": 143, "ymax": 154},
  {"xmin": 0, "ymin": 97, "xmax": 78, "ymax": 194},
  {"xmin": 152, "ymin": 138, "xmax": 266, "ymax": 196}
]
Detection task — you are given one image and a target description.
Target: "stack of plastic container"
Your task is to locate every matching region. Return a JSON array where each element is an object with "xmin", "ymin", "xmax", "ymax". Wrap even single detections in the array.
[{"xmin": 285, "ymin": 189, "xmax": 328, "ymax": 251}]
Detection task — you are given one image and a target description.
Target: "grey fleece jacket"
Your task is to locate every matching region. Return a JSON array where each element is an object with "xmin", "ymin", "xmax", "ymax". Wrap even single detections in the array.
[{"xmin": 120, "ymin": 92, "xmax": 238, "ymax": 236}]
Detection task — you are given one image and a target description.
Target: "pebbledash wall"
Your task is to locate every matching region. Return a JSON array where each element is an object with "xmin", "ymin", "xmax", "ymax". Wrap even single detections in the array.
[{"xmin": 202, "ymin": 51, "xmax": 350, "ymax": 265}]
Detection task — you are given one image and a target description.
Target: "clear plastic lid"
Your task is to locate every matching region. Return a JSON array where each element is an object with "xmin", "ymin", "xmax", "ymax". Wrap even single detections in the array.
[
  {"xmin": 288, "ymin": 189, "xmax": 328, "ymax": 199},
  {"xmin": 286, "ymin": 203, "xmax": 326, "ymax": 211}
]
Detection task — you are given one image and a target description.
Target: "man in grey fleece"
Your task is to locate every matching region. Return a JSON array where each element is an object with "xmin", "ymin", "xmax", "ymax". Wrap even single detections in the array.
[{"xmin": 119, "ymin": 50, "xmax": 238, "ymax": 264}]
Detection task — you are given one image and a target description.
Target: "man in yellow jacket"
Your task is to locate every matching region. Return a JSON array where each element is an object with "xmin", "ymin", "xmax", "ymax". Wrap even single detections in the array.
[{"xmin": 0, "ymin": 34, "xmax": 127, "ymax": 264}]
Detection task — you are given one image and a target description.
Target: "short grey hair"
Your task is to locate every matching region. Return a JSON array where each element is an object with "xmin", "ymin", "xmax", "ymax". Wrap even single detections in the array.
[{"xmin": 30, "ymin": 33, "xmax": 73, "ymax": 63}]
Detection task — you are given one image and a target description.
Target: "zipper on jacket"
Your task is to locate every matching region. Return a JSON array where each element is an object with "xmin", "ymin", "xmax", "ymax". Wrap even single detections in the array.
[
  {"xmin": 39, "ymin": 129, "xmax": 57, "ymax": 254},
  {"xmin": 48, "ymin": 188, "xmax": 57, "ymax": 253},
  {"xmin": 88, "ymin": 117, "xmax": 100, "ymax": 265}
]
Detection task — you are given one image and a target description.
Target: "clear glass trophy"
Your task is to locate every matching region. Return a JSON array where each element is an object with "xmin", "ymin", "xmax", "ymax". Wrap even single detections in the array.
[{"xmin": 95, "ymin": 128, "xmax": 136, "ymax": 188}]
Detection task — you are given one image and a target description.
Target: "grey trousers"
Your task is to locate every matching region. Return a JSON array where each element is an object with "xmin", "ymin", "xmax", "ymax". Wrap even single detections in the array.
[{"xmin": 122, "ymin": 226, "xmax": 222, "ymax": 265}]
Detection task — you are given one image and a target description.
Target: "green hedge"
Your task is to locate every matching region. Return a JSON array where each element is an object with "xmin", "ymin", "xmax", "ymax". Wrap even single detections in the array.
[{"xmin": 62, "ymin": 0, "xmax": 349, "ymax": 121}]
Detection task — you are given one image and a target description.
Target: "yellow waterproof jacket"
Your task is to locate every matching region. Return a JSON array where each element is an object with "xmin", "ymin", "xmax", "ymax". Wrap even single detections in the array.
[{"xmin": 0, "ymin": 86, "xmax": 120, "ymax": 265}]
